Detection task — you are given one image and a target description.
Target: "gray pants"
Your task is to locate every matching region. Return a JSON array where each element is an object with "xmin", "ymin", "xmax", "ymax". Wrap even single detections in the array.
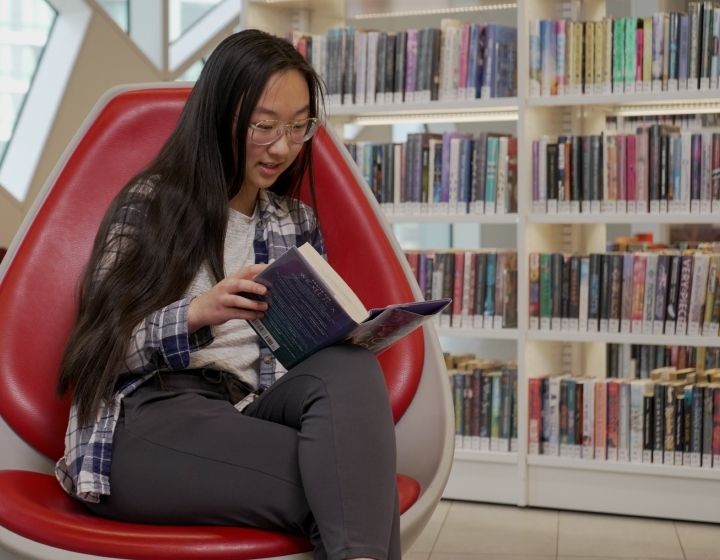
[{"xmin": 87, "ymin": 345, "xmax": 400, "ymax": 560}]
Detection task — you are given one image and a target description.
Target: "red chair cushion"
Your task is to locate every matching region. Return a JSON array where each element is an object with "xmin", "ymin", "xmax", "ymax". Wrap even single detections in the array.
[{"xmin": 0, "ymin": 470, "xmax": 420, "ymax": 560}]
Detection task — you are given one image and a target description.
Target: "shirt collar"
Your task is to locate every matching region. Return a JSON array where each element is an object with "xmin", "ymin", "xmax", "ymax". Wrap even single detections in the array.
[{"xmin": 257, "ymin": 188, "xmax": 291, "ymax": 220}]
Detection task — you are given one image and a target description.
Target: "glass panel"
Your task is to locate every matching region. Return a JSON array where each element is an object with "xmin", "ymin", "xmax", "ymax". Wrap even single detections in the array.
[
  {"xmin": 169, "ymin": 0, "xmax": 223, "ymax": 42},
  {"xmin": 0, "ymin": 0, "xmax": 55, "ymax": 163},
  {"xmin": 96, "ymin": 0, "xmax": 129, "ymax": 32},
  {"xmin": 176, "ymin": 58, "xmax": 205, "ymax": 81}
]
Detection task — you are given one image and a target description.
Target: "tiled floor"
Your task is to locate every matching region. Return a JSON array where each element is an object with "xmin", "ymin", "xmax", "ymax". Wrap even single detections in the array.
[{"xmin": 405, "ymin": 500, "xmax": 720, "ymax": 560}]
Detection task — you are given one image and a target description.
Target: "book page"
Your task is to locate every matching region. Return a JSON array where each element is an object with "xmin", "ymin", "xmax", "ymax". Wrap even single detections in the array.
[{"xmin": 298, "ymin": 243, "xmax": 368, "ymax": 322}]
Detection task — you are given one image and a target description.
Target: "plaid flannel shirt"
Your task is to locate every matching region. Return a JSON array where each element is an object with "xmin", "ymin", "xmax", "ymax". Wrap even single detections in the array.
[{"xmin": 55, "ymin": 186, "xmax": 325, "ymax": 503}]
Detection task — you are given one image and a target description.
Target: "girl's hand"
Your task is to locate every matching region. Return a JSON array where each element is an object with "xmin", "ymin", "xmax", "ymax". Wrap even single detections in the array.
[{"xmin": 187, "ymin": 264, "xmax": 269, "ymax": 332}]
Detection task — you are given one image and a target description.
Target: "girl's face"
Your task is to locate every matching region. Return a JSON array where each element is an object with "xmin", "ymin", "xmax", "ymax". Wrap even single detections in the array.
[{"xmin": 241, "ymin": 69, "xmax": 310, "ymax": 201}]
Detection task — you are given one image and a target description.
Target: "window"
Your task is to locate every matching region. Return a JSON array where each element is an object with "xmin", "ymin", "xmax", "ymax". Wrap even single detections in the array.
[{"xmin": 0, "ymin": 0, "xmax": 56, "ymax": 164}]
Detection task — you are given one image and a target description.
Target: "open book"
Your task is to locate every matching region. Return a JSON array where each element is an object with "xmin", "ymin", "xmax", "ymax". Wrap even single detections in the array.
[{"xmin": 247, "ymin": 243, "xmax": 450, "ymax": 369}]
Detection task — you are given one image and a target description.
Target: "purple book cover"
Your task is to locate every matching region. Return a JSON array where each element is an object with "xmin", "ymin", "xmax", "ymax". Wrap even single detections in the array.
[{"xmin": 249, "ymin": 245, "xmax": 450, "ymax": 368}]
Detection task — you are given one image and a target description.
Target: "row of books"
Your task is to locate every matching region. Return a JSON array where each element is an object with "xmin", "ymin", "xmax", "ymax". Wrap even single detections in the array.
[
  {"xmin": 528, "ymin": 367, "xmax": 720, "ymax": 468},
  {"xmin": 405, "ymin": 250, "xmax": 518, "ymax": 330},
  {"xmin": 345, "ymin": 132, "xmax": 518, "ymax": 216},
  {"xmin": 606, "ymin": 113, "xmax": 720, "ymax": 133},
  {"xmin": 529, "ymin": 3, "xmax": 720, "ymax": 97},
  {"xmin": 290, "ymin": 22, "xmax": 517, "ymax": 105},
  {"xmin": 607, "ymin": 343, "xmax": 720, "ymax": 380},
  {"xmin": 531, "ymin": 127, "xmax": 720, "ymax": 215},
  {"xmin": 528, "ymin": 250, "xmax": 720, "ymax": 337},
  {"xmin": 446, "ymin": 354, "xmax": 518, "ymax": 451}
]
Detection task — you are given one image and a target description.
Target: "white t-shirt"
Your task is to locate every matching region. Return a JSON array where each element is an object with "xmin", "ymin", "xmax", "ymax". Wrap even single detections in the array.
[{"xmin": 185, "ymin": 208, "xmax": 261, "ymax": 389}]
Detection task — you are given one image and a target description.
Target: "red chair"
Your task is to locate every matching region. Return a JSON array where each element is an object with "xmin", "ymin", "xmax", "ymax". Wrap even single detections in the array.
[{"xmin": 0, "ymin": 84, "xmax": 453, "ymax": 559}]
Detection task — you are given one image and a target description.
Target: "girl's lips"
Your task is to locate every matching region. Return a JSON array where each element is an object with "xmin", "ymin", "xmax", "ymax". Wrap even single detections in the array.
[{"xmin": 258, "ymin": 162, "xmax": 282, "ymax": 176}]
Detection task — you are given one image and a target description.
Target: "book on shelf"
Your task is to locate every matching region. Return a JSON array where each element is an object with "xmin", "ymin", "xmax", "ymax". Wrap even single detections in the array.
[
  {"xmin": 446, "ymin": 354, "xmax": 517, "ymax": 452},
  {"xmin": 528, "ymin": 248, "xmax": 720, "ymax": 337},
  {"xmin": 531, "ymin": 128, "xmax": 720, "ymax": 215},
  {"xmin": 528, "ymin": 368, "xmax": 720, "ymax": 468},
  {"xmin": 345, "ymin": 132, "xmax": 518, "ymax": 216},
  {"xmin": 289, "ymin": 20, "xmax": 517, "ymax": 106},
  {"xmin": 247, "ymin": 242, "xmax": 450, "ymax": 369},
  {"xmin": 529, "ymin": 3, "xmax": 720, "ymax": 97},
  {"xmin": 405, "ymin": 249, "xmax": 518, "ymax": 330}
]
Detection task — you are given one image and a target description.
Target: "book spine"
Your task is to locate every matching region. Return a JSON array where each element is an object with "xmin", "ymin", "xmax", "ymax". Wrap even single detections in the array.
[
  {"xmin": 470, "ymin": 369, "xmax": 482, "ymax": 449},
  {"xmin": 676, "ymin": 254, "xmax": 695, "ymax": 335},
  {"xmin": 642, "ymin": 253, "xmax": 658, "ymax": 334},
  {"xmin": 606, "ymin": 380, "xmax": 620, "ymax": 461},
  {"xmin": 582, "ymin": 378, "xmax": 595, "ymax": 458},
  {"xmin": 631, "ymin": 254, "xmax": 647, "ymax": 333},
  {"xmin": 529, "ymin": 377, "xmax": 543, "ymax": 454},
  {"xmin": 578, "ymin": 256, "xmax": 590, "ymax": 333},
  {"xmin": 663, "ymin": 383, "xmax": 677, "ymax": 465},
  {"xmin": 690, "ymin": 385, "xmax": 703, "ymax": 467},
  {"xmin": 713, "ymin": 386, "xmax": 720, "ymax": 468},
  {"xmin": 653, "ymin": 383, "xmax": 665, "ymax": 463},
  {"xmin": 594, "ymin": 380, "xmax": 608, "ymax": 460},
  {"xmin": 618, "ymin": 381, "xmax": 631, "ymax": 461},
  {"xmin": 479, "ymin": 372, "xmax": 492, "ymax": 451},
  {"xmin": 490, "ymin": 372, "xmax": 503, "ymax": 451},
  {"xmin": 688, "ymin": 253, "xmax": 710, "ymax": 336},
  {"xmin": 703, "ymin": 384, "xmax": 714, "ymax": 467},
  {"xmin": 630, "ymin": 381, "xmax": 645, "ymax": 463},
  {"xmin": 643, "ymin": 383, "xmax": 654, "ymax": 463}
]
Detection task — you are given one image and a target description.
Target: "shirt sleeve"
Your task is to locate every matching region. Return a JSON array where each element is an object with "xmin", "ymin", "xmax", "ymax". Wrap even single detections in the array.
[{"xmin": 124, "ymin": 296, "xmax": 213, "ymax": 372}]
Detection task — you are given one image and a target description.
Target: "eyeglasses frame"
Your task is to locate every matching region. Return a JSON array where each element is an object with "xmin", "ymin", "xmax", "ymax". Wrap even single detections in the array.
[{"xmin": 248, "ymin": 117, "xmax": 321, "ymax": 146}]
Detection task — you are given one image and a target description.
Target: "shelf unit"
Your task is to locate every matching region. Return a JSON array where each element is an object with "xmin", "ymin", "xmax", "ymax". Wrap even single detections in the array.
[{"xmin": 243, "ymin": 0, "xmax": 720, "ymax": 523}]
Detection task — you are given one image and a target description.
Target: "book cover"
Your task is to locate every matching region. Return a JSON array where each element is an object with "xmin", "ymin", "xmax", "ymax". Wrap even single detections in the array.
[{"xmin": 248, "ymin": 243, "xmax": 451, "ymax": 369}]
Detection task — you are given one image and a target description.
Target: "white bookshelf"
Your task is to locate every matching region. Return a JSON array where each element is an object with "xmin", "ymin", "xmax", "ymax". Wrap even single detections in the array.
[
  {"xmin": 437, "ymin": 326, "xmax": 519, "ymax": 340},
  {"xmin": 528, "ymin": 330, "xmax": 720, "ymax": 347},
  {"xmin": 244, "ymin": 0, "xmax": 720, "ymax": 523},
  {"xmin": 387, "ymin": 214, "xmax": 519, "ymax": 224},
  {"xmin": 527, "ymin": 88, "xmax": 720, "ymax": 108},
  {"xmin": 528, "ymin": 212, "xmax": 720, "ymax": 224}
]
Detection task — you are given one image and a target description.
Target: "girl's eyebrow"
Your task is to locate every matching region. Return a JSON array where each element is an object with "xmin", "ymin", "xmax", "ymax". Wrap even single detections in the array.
[{"xmin": 254, "ymin": 105, "xmax": 311, "ymax": 118}]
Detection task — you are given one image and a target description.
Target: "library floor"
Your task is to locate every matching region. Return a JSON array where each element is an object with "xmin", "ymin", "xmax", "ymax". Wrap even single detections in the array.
[{"xmin": 405, "ymin": 499, "xmax": 720, "ymax": 560}]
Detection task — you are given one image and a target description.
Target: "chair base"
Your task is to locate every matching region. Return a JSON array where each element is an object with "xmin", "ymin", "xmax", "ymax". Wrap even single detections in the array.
[{"xmin": 0, "ymin": 527, "xmax": 311, "ymax": 560}]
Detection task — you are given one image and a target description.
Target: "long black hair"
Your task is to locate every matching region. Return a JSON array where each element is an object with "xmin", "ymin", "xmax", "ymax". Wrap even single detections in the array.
[{"xmin": 58, "ymin": 29, "xmax": 325, "ymax": 425}]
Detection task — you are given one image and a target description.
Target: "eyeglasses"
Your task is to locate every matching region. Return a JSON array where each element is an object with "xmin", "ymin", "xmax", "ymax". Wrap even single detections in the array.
[{"xmin": 248, "ymin": 117, "xmax": 320, "ymax": 146}]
